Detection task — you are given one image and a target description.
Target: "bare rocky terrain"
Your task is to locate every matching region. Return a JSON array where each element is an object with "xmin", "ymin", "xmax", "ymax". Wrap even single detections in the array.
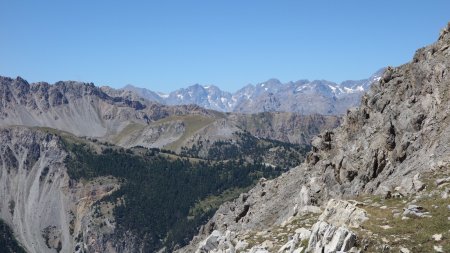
[
  {"xmin": 0, "ymin": 127, "xmax": 122, "ymax": 253},
  {"xmin": 181, "ymin": 23, "xmax": 450, "ymax": 253}
]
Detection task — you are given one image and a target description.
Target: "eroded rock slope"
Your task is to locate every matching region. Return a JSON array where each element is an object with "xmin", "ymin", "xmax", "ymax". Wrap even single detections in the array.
[
  {"xmin": 182, "ymin": 23, "xmax": 450, "ymax": 253},
  {"xmin": 0, "ymin": 127, "xmax": 124, "ymax": 253}
]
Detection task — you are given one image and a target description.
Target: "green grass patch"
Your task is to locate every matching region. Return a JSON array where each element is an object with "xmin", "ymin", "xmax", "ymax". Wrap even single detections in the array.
[
  {"xmin": 161, "ymin": 115, "xmax": 216, "ymax": 150},
  {"xmin": 356, "ymin": 184, "xmax": 450, "ymax": 252},
  {"xmin": 112, "ymin": 122, "xmax": 146, "ymax": 143}
]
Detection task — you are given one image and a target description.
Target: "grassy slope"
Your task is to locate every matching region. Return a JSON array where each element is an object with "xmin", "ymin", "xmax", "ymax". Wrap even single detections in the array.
[
  {"xmin": 111, "ymin": 115, "xmax": 218, "ymax": 151},
  {"xmin": 354, "ymin": 171, "xmax": 450, "ymax": 252},
  {"xmin": 111, "ymin": 122, "xmax": 146, "ymax": 143},
  {"xmin": 161, "ymin": 115, "xmax": 217, "ymax": 150}
]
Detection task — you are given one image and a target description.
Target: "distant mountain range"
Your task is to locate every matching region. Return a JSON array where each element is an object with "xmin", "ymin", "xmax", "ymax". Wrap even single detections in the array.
[
  {"xmin": 119, "ymin": 69, "xmax": 384, "ymax": 115},
  {"xmin": 0, "ymin": 75, "xmax": 340, "ymax": 149}
]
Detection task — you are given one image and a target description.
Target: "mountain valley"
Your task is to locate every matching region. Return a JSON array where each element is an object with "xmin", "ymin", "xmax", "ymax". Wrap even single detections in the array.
[
  {"xmin": 0, "ymin": 19, "xmax": 450, "ymax": 253},
  {"xmin": 0, "ymin": 72, "xmax": 340, "ymax": 252}
]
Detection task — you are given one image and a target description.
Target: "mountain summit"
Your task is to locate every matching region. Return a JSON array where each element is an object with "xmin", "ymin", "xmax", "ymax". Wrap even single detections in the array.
[{"xmin": 121, "ymin": 69, "xmax": 384, "ymax": 115}]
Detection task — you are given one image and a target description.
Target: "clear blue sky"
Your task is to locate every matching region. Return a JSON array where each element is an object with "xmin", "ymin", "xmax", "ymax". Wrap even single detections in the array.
[{"xmin": 1, "ymin": 1, "xmax": 449, "ymax": 92}]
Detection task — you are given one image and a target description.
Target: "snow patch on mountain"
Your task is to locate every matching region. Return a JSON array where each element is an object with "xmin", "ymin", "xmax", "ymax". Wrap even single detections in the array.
[{"xmin": 122, "ymin": 69, "xmax": 385, "ymax": 115}]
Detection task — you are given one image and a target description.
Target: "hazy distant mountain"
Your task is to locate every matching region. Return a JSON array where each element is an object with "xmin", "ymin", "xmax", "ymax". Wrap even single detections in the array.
[{"xmin": 122, "ymin": 69, "xmax": 385, "ymax": 115}]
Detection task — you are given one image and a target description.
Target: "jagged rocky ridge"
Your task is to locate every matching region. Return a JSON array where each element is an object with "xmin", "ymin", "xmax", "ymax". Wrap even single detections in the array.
[
  {"xmin": 0, "ymin": 77, "xmax": 211, "ymax": 138},
  {"xmin": 0, "ymin": 76, "xmax": 339, "ymax": 153},
  {"xmin": 181, "ymin": 23, "xmax": 450, "ymax": 252},
  {"xmin": 121, "ymin": 70, "xmax": 384, "ymax": 115}
]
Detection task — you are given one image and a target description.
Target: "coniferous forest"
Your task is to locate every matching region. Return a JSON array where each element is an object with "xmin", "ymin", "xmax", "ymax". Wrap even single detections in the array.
[
  {"xmin": 0, "ymin": 220, "xmax": 27, "ymax": 253},
  {"xmin": 63, "ymin": 138, "xmax": 288, "ymax": 251}
]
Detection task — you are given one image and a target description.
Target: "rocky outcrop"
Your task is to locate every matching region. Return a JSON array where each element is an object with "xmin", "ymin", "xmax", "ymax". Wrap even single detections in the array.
[
  {"xmin": 185, "ymin": 199, "xmax": 367, "ymax": 253},
  {"xmin": 182, "ymin": 22, "xmax": 450, "ymax": 252},
  {"xmin": 308, "ymin": 223, "xmax": 356, "ymax": 253},
  {"xmin": 307, "ymin": 199, "xmax": 367, "ymax": 253}
]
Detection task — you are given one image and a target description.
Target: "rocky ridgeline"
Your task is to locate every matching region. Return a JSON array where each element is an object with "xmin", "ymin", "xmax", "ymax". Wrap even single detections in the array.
[
  {"xmin": 0, "ymin": 75, "xmax": 339, "ymax": 153},
  {"xmin": 0, "ymin": 76, "xmax": 211, "ymax": 140},
  {"xmin": 229, "ymin": 113, "xmax": 340, "ymax": 145},
  {"xmin": 181, "ymin": 23, "xmax": 450, "ymax": 252},
  {"xmin": 122, "ymin": 70, "xmax": 384, "ymax": 115}
]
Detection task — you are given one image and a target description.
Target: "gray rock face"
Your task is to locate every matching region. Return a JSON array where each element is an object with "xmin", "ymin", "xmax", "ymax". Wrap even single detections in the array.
[
  {"xmin": 436, "ymin": 176, "xmax": 450, "ymax": 186},
  {"xmin": 0, "ymin": 127, "xmax": 71, "ymax": 253},
  {"xmin": 0, "ymin": 127, "xmax": 125, "ymax": 253},
  {"xmin": 314, "ymin": 199, "xmax": 368, "ymax": 229},
  {"xmin": 186, "ymin": 199, "xmax": 366, "ymax": 253},
  {"xmin": 307, "ymin": 199, "xmax": 367, "ymax": 253},
  {"xmin": 182, "ymin": 23, "xmax": 450, "ymax": 252},
  {"xmin": 195, "ymin": 230, "xmax": 223, "ymax": 253},
  {"xmin": 0, "ymin": 76, "xmax": 211, "ymax": 143},
  {"xmin": 308, "ymin": 222, "xmax": 356, "ymax": 253}
]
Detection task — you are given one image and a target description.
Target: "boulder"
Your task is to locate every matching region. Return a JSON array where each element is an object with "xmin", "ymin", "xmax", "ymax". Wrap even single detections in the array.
[
  {"xmin": 195, "ymin": 230, "xmax": 222, "ymax": 253},
  {"xmin": 195, "ymin": 230, "xmax": 235, "ymax": 253},
  {"xmin": 307, "ymin": 221, "xmax": 357, "ymax": 253},
  {"xmin": 403, "ymin": 205, "xmax": 431, "ymax": 218},
  {"xmin": 436, "ymin": 177, "xmax": 450, "ymax": 186},
  {"xmin": 396, "ymin": 173, "xmax": 426, "ymax": 196},
  {"xmin": 306, "ymin": 200, "xmax": 367, "ymax": 253},
  {"xmin": 317, "ymin": 199, "xmax": 368, "ymax": 228}
]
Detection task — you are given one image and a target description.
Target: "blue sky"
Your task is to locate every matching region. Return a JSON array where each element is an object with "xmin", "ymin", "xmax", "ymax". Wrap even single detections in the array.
[{"xmin": 1, "ymin": 1, "xmax": 449, "ymax": 92}]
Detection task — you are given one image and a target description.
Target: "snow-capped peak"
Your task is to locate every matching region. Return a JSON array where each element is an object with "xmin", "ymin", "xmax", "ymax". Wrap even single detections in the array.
[{"xmin": 122, "ymin": 69, "xmax": 384, "ymax": 114}]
